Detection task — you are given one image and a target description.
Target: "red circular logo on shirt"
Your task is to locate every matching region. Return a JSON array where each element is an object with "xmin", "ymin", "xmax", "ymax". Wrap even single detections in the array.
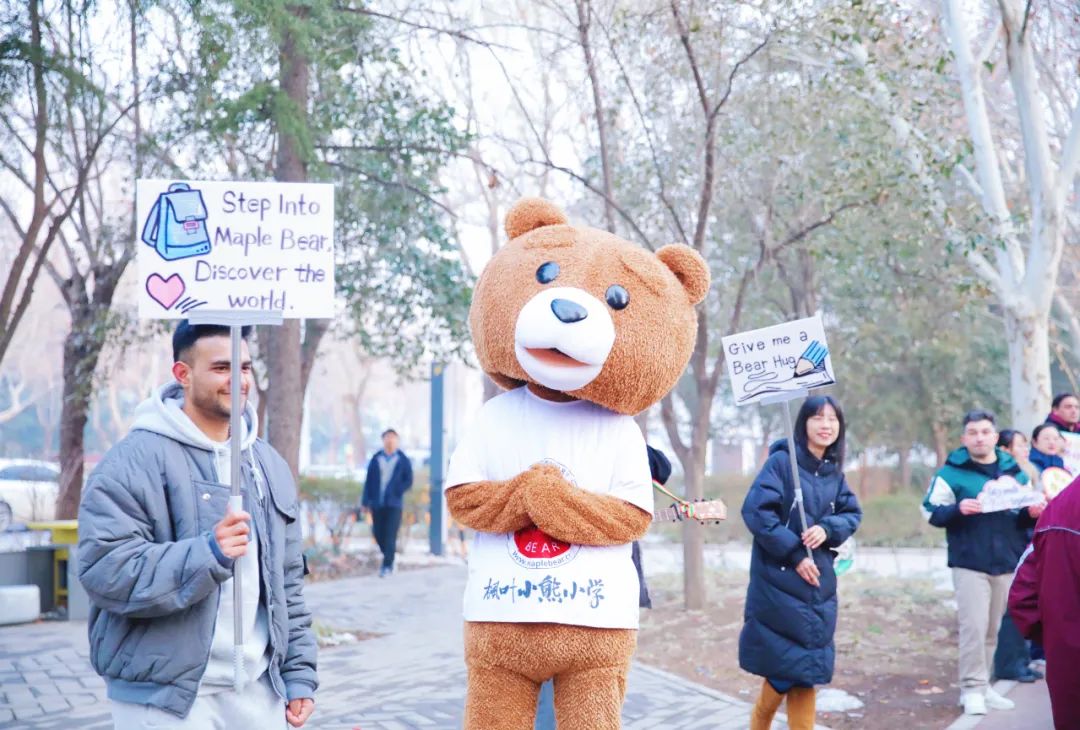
[
  {"xmin": 508, "ymin": 524, "xmax": 580, "ymax": 568},
  {"xmin": 506, "ymin": 459, "xmax": 581, "ymax": 568},
  {"xmin": 513, "ymin": 525, "xmax": 572, "ymax": 559}
]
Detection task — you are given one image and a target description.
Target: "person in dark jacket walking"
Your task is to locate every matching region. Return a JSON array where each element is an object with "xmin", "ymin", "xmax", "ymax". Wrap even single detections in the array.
[
  {"xmin": 740, "ymin": 395, "xmax": 862, "ymax": 730},
  {"xmin": 1008, "ymin": 474, "xmax": 1080, "ymax": 730},
  {"xmin": 361, "ymin": 429, "xmax": 413, "ymax": 577},
  {"xmin": 921, "ymin": 409, "xmax": 1044, "ymax": 716}
]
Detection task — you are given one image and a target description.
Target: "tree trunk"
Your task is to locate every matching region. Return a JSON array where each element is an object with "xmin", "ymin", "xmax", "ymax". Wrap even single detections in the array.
[
  {"xmin": 897, "ymin": 443, "xmax": 912, "ymax": 494},
  {"xmin": 857, "ymin": 450, "xmax": 869, "ymax": 499},
  {"xmin": 576, "ymin": 0, "xmax": 615, "ymax": 233},
  {"xmin": 266, "ymin": 322, "xmax": 302, "ymax": 478},
  {"xmin": 1003, "ymin": 306, "xmax": 1052, "ymax": 436},
  {"xmin": 932, "ymin": 420, "xmax": 950, "ymax": 468},
  {"xmin": 681, "ymin": 452, "xmax": 706, "ymax": 609},
  {"xmin": 268, "ymin": 16, "xmax": 310, "ymax": 479},
  {"xmin": 55, "ymin": 327, "xmax": 96, "ymax": 519}
]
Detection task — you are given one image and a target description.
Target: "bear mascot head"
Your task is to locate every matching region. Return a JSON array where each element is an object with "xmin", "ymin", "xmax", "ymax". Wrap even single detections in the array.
[
  {"xmin": 471, "ymin": 197, "xmax": 710, "ymax": 414},
  {"xmin": 445, "ymin": 197, "xmax": 710, "ymax": 730}
]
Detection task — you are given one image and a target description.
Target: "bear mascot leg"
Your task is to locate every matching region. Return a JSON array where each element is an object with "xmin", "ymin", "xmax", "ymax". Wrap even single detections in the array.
[{"xmin": 464, "ymin": 622, "xmax": 636, "ymax": 730}]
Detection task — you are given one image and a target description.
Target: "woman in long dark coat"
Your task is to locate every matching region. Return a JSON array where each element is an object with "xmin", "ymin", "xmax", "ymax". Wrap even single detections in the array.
[{"xmin": 739, "ymin": 395, "xmax": 862, "ymax": 730}]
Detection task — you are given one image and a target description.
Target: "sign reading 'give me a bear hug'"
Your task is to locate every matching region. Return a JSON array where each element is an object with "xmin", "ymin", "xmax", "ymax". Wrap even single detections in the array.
[
  {"xmin": 136, "ymin": 179, "xmax": 335, "ymax": 320},
  {"xmin": 722, "ymin": 314, "xmax": 836, "ymax": 405}
]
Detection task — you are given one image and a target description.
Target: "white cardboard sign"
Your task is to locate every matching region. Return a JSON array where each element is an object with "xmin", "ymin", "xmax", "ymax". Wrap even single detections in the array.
[
  {"xmin": 722, "ymin": 314, "xmax": 836, "ymax": 406},
  {"xmin": 1059, "ymin": 431, "xmax": 1080, "ymax": 476},
  {"xmin": 978, "ymin": 475, "xmax": 1044, "ymax": 513},
  {"xmin": 136, "ymin": 179, "xmax": 335, "ymax": 319}
]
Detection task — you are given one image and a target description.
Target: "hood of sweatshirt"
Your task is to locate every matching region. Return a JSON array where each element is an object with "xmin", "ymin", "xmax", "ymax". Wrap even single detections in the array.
[{"xmin": 130, "ymin": 381, "xmax": 258, "ymax": 454}]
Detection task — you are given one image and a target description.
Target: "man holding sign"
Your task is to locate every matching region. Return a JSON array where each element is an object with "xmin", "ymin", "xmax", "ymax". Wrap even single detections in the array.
[
  {"xmin": 77, "ymin": 322, "xmax": 317, "ymax": 728},
  {"xmin": 921, "ymin": 410, "xmax": 1044, "ymax": 717}
]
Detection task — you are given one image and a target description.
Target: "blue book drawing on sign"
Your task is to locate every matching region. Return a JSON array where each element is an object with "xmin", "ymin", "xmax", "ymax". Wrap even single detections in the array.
[{"xmin": 141, "ymin": 182, "xmax": 211, "ymax": 261}]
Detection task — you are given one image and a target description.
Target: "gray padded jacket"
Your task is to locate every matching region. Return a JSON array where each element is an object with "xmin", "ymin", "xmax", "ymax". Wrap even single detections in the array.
[{"xmin": 77, "ymin": 382, "xmax": 318, "ymax": 717}]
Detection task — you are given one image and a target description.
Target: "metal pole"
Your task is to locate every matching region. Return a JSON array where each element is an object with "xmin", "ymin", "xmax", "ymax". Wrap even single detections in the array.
[
  {"xmin": 229, "ymin": 325, "xmax": 245, "ymax": 691},
  {"xmin": 429, "ymin": 363, "xmax": 444, "ymax": 556},
  {"xmin": 781, "ymin": 399, "xmax": 814, "ymax": 561},
  {"xmin": 187, "ymin": 310, "xmax": 283, "ymax": 694}
]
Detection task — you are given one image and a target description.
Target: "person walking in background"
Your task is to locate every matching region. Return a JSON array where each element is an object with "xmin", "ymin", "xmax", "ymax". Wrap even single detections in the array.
[
  {"xmin": 921, "ymin": 410, "xmax": 1044, "ymax": 716},
  {"xmin": 991, "ymin": 430, "xmax": 1043, "ymax": 684},
  {"xmin": 361, "ymin": 429, "xmax": 413, "ymax": 577},
  {"xmin": 1044, "ymin": 392, "xmax": 1080, "ymax": 434},
  {"xmin": 1008, "ymin": 471, "xmax": 1080, "ymax": 730},
  {"xmin": 740, "ymin": 395, "xmax": 862, "ymax": 730},
  {"xmin": 1029, "ymin": 424, "xmax": 1066, "ymax": 473}
]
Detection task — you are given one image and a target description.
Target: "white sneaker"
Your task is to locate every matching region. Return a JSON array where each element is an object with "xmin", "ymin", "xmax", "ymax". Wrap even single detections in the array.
[
  {"xmin": 985, "ymin": 687, "xmax": 1015, "ymax": 711},
  {"xmin": 962, "ymin": 693, "xmax": 987, "ymax": 715}
]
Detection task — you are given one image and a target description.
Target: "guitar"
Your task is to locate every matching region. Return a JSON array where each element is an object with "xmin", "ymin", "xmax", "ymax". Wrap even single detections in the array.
[{"xmin": 652, "ymin": 498, "xmax": 727, "ymax": 524}]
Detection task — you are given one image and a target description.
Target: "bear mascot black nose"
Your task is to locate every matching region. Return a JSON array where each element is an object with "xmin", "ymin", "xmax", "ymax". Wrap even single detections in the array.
[{"xmin": 550, "ymin": 298, "xmax": 588, "ymax": 323}]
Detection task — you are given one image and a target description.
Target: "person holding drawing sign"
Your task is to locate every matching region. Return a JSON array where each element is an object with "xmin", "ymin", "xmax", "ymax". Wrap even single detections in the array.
[
  {"xmin": 77, "ymin": 322, "xmax": 318, "ymax": 729},
  {"xmin": 739, "ymin": 395, "xmax": 862, "ymax": 730},
  {"xmin": 921, "ymin": 409, "xmax": 1045, "ymax": 716}
]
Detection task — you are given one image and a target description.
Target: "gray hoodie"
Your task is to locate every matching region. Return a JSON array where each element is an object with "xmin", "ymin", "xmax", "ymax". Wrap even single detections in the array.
[
  {"xmin": 128, "ymin": 383, "xmax": 269, "ymax": 691},
  {"xmin": 78, "ymin": 381, "xmax": 318, "ymax": 717}
]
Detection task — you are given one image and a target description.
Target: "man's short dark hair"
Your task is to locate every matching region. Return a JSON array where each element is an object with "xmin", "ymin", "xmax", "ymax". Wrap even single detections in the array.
[
  {"xmin": 1052, "ymin": 392, "xmax": 1078, "ymax": 408},
  {"xmin": 172, "ymin": 320, "xmax": 252, "ymax": 363},
  {"xmin": 382, "ymin": 428, "xmax": 398, "ymax": 438},
  {"xmin": 963, "ymin": 409, "xmax": 997, "ymax": 428}
]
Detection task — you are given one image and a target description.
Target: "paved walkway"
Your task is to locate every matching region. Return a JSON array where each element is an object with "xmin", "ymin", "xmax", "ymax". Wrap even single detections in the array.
[
  {"xmin": 0, "ymin": 563, "xmax": 811, "ymax": 729},
  {"xmin": 943, "ymin": 679, "xmax": 1055, "ymax": 730}
]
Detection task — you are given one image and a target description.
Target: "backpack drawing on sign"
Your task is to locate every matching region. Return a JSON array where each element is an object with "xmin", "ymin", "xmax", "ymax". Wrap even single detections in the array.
[{"xmin": 141, "ymin": 182, "xmax": 211, "ymax": 261}]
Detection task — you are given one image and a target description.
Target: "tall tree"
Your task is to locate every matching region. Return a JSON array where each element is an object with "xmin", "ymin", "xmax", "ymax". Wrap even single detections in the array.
[
  {"xmin": 850, "ymin": 1, "xmax": 1080, "ymax": 433},
  {"xmin": 0, "ymin": 1, "xmax": 156, "ymax": 517},
  {"xmin": 0, "ymin": 0, "xmax": 117, "ymax": 369},
  {"xmin": 174, "ymin": 0, "xmax": 472, "ymax": 473}
]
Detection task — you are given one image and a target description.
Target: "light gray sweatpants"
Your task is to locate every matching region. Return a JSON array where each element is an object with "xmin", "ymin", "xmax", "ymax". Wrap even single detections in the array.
[{"xmin": 110, "ymin": 673, "xmax": 286, "ymax": 730}]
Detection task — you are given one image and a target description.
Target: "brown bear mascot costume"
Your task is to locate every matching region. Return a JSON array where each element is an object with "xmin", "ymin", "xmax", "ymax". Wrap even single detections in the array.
[{"xmin": 444, "ymin": 197, "xmax": 710, "ymax": 730}]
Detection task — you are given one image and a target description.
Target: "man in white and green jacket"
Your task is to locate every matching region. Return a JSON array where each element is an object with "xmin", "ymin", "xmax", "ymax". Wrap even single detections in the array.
[{"xmin": 922, "ymin": 409, "xmax": 1043, "ymax": 717}]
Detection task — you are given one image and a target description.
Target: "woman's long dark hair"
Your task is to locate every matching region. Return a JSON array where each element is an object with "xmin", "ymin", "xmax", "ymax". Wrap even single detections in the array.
[
  {"xmin": 793, "ymin": 395, "xmax": 846, "ymax": 468},
  {"xmin": 998, "ymin": 429, "xmax": 1024, "ymax": 450}
]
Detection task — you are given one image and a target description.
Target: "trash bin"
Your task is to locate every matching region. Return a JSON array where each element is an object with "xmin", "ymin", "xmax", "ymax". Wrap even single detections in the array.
[{"xmin": 25, "ymin": 520, "xmax": 88, "ymax": 619}]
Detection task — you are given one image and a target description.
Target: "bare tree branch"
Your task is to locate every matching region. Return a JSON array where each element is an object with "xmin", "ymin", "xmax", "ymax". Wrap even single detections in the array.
[
  {"xmin": 338, "ymin": 6, "xmax": 513, "ymax": 50},
  {"xmin": 521, "ymin": 157, "xmax": 654, "ymax": 247}
]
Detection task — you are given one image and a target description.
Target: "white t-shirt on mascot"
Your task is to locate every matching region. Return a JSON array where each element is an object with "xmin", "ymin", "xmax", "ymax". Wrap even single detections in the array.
[{"xmin": 445, "ymin": 386, "xmax": 653, "ymax": 629}]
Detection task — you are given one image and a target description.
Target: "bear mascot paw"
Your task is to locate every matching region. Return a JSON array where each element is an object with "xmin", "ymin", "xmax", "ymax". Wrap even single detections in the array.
[{"xmin": 444, "ymin": 197, "xmax": 710, "ymax": 730}]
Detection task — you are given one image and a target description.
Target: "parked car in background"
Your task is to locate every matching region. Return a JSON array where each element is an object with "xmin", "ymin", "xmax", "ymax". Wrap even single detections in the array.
[{"xmin": 0, "ymin": 459, "xmax": 60, "ymax": 531}]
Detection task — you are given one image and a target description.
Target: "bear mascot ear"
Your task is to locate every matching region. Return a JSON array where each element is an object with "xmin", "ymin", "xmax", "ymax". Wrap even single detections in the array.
[
  {"xmin": 656, "ymin": 244, "xmax": 710, "ymax": 305},
  {"xmin": 505, "ymin": 197, "xmax": 569, "ymax": 240}
]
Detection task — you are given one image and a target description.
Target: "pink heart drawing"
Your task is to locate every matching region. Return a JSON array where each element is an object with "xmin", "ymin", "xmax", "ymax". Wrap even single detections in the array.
[{"xmin": 146, "ymin": 273, "xmax": 186, "ymax": 310}]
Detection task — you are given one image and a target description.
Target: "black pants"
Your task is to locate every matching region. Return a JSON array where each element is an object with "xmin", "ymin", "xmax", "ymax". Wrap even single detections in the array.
[
  {"xmin": 372, "ymin": 507, "xmax": 403, "ymax": 569},
  {"xmin": 993, "ymin": 611, "xmax": 1031, "ymax": 679}
]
